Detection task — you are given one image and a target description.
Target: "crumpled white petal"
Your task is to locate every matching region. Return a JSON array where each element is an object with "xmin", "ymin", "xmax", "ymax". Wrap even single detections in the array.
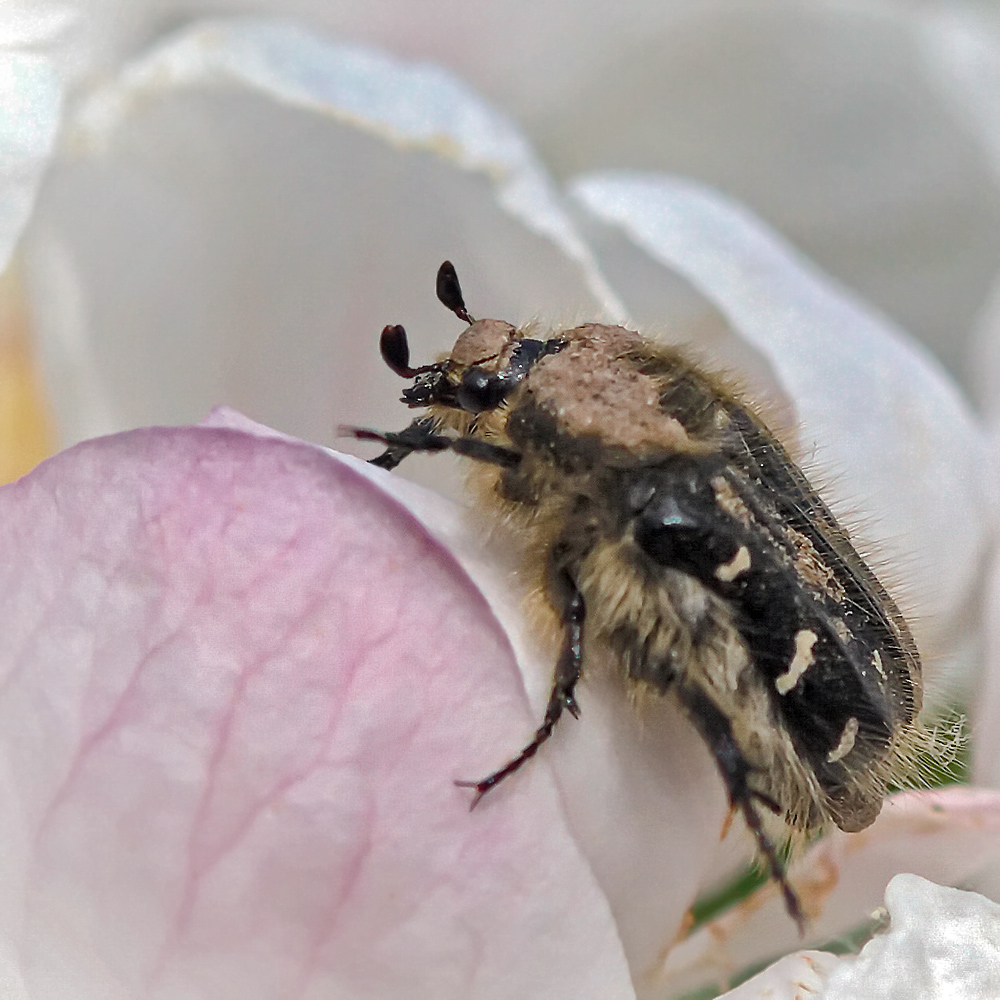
[
  {"xmin": 823, "ymin": 874, "xmax": 1000, "ymax": 999},
  {"xmin": 714, "ymin": 874, "xmax": 1000, "ymax": 999}
]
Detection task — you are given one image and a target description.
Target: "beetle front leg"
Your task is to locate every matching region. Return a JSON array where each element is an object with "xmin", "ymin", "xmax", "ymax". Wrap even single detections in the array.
[{"xmin": 344, "ymin": 420, "xmax": 521, "ymax": 469}]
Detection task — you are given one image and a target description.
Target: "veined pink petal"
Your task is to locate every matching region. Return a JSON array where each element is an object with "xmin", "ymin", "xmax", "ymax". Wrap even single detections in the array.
[
  {"xmin": 0, "ymin": 422, "xmax": 638, "ymax": 999},
  {"xmin": 203, "ymin": 409, "xmax": 731, "ymax": 988}
]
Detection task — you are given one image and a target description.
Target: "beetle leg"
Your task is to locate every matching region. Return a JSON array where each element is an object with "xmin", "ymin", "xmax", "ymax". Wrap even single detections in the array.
[
  {"xmin": 456, "ymin": 579, "xmax": 585, "ymax": 807},
  {"xmin": 676, "ymin": 685, "xmax": 807, "ymax": 935},
  {"xmin": 344, "ymin": 421, "xmax": 521, "ymax": 469}
]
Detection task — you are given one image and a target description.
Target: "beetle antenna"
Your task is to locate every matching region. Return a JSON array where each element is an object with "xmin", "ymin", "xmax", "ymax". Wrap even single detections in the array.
[
  {"xmin": 437, "ymin": 261, "xmax": 475, "ymax": 324},
  {"xmin": 379, "ymin": 324, "xmax": 440, "ymax": 379}
]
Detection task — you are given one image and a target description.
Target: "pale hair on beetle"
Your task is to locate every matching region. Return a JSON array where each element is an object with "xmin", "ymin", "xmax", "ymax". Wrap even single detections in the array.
[{"xmin": 347, "ymin": 261, "xmax": 936, "ymax": 933}]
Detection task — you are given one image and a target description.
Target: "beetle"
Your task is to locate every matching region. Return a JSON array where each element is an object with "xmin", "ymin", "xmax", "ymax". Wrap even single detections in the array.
[{"xmin": 348, "ymin": 261, "xmax": 924, "ymax": 930}]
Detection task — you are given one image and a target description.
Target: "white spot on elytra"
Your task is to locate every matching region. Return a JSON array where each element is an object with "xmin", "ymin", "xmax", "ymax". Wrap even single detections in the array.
[
  {"xmin": 873, "ymin": 650, "xmax": 887, "ymax": 680},
  {"xmin": 827, "ymin": 716, "xmax": 859, "ymax": 763},
  {"xmin": 775, "ymin": 629, "xmax": 817, "ymax": 695},
  {"xmin": 715, "ymin": 545, "xmax": 751, "ymax": 582}
]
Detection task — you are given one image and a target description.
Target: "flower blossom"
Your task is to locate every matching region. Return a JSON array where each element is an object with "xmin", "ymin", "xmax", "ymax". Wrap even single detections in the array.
[{"xmin": 4, "ymin": 5, "xmax": 1000, "ymax": 998}]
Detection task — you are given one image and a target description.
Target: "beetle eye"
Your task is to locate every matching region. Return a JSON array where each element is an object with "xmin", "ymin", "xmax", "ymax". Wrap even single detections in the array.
[{"xmin": 457, "ymin": 367, "xmax": 505, "ymax": 413}]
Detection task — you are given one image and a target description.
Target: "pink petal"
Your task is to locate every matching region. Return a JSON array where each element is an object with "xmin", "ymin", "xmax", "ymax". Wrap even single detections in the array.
[
  {"xmin": 202, "ymin": 409, "xmax": 730, "ymax": 984},
  {"xmin": 0, "ymin": 422, "xmax": 638, "ymax": 998}
]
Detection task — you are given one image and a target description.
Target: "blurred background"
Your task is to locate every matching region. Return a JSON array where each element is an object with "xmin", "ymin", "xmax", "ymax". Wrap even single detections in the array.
[{"xmin": 0, "ymin": 265, "xmax": 54, "ymax": 480}]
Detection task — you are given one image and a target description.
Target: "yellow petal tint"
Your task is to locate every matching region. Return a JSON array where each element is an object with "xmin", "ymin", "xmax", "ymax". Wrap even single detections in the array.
[{"xmin": 0, "ymin": 263, "xmax": 54, "ymax": 482}]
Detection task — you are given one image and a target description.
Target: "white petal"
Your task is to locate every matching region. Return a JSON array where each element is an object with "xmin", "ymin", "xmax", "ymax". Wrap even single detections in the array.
[
  {"xmin": 823, "ymin": 875, "xmax": 1000, "ymax": 1000},
  {"xmin": 570, "ymin": 172, "xmax": 989, "ymax": 698},
  {"xmin": 67, "ymin": 17, "xmax": 618, "ymax": 306},
  {"xmin": 916, "ymin": 7, "xmax": 1000, "ymax": 183},
  {"xmin": 0, "ymin": 50, "xmax": 61, "ymax": 272},
  {"xmin": 714, "ymin": 875, "xmax": 1000, "ymax": 999},
  {"xmin": 967, "ymin": 273, "xmax": 1000, "ymax": 425},
  {"xmin": 24, "ymin": 17, "xmax": 623, "ymax": 492},
  {"xmin": 552, "ymin": 6, "xmax": 1000, "ymax": 389},
  {"xmin": 52, "ymin": 5, "xmax": 1000, "ymax": 385},
  {"xmin": 0, "ymin": 3, "xmax": 78, "ymax": 52},
  {"xmin": 916, "ymin": 9, "xmax": 1000, "ymax": 417},
  {"xmin": 971, "ymin": 543, "xmax": 1000, "ymax": 789}
]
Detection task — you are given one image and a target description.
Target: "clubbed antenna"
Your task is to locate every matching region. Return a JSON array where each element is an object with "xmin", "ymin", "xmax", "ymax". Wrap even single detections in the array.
[
  {"xmin": 379, "ymin": 324, "xmax": 441, "ymax": 379},
  {"xmin": 436, "ymin": 260, "xmax": 474, "ymax": 324},
  {"xmin": 379, "ymin": 324, "xmax": 415, "ymax": 377}
]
